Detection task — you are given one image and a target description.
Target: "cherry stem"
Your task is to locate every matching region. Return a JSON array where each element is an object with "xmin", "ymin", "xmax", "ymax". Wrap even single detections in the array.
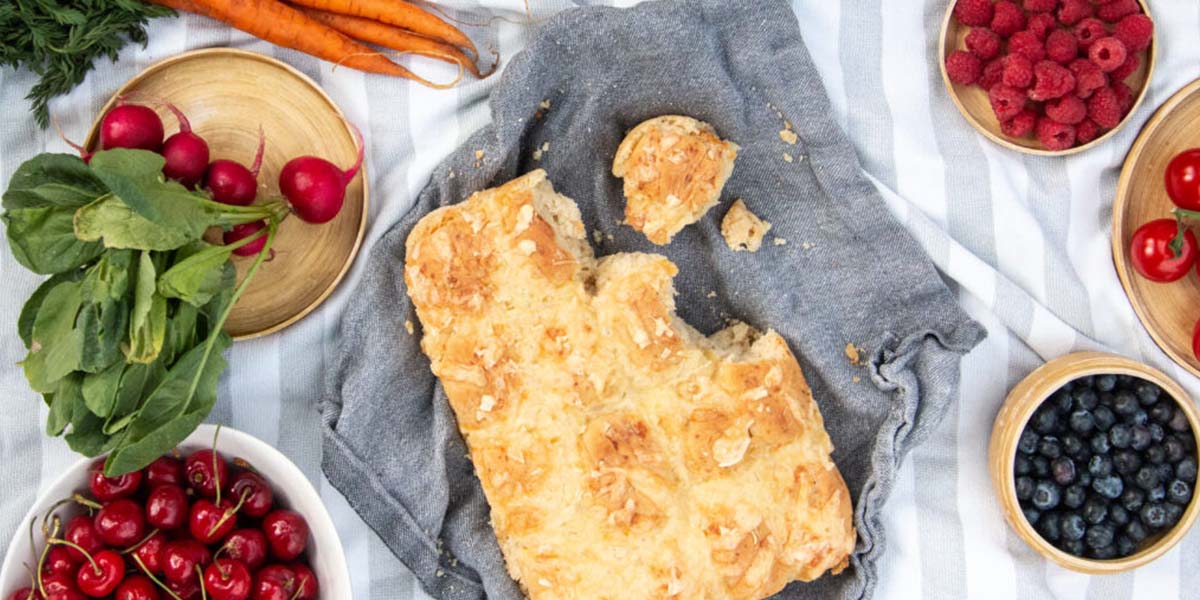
[
  {"xmin": 197, "ymin": 565, "xmax": 208, "ymax": 600},
  {"xmin": 22, "ymin": 562, "xmax": 36, "ymax": 599},
  {"xmin": 163, "ymin": 102, "xmax": 192, "ymax": 133},
  {"xmin": 206, "ymin": 487, "xmax": 250, "ymax": 539},
  {"xmin": 120, "ymin": 528, "xmax": 161, "ymax": 555},
  {"xmin": 249, "ymin": 127, "xmax": 266, "ymax": 178},
  {"xmin": 73, "ymin": 493, "xmax": 102, "ymax": 511},
  {"xmin": 47, "ymin": 538, "xmax": 100, "ymax": 575},
  {"xmin": 133, "ymin": 553, "xmax": 184, "ymax": 600},
  {"xmin": 289, "ymin": 583, "xmax": 304, "ymax": 600},
  {"xmin": 41, "ymin": 497, "xmax": 80, "ymax": 537},
  {"xmin": 212, "ymin": 424, "xmax": 223, "ymax": 506}
]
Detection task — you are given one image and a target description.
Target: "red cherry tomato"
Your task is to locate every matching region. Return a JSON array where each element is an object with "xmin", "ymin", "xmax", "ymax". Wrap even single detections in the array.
[
  {"xmin": 1166, "ymin": 148, "xmax": 1200, "ymax": 211},
  {"xmin": 1130, "ymin": 219, "xmax": 1197, "ymax": 282},
  {"xmin": 1192, "ymin": 319, "xmax": 1200, "ymax": 363}
]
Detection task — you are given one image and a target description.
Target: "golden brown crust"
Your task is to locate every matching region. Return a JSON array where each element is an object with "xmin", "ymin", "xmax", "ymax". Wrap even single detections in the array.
[
  {"xmin": 406, "ymin": 170, "xmax": 855, "ymax": 600},
  {"xmin": 721, "ymin": 199, "xmax": 772, "ymax": 252},
  {"xmin": 612, "ymin": 116, "xmax": 739, "ymax": 245}
]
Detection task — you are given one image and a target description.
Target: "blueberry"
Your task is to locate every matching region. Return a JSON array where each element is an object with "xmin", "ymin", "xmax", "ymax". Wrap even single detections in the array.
[
  {"xmin": 1117, "ymin": 374, "xmax": 1135, "ymax": 387},
  {"xmin": 1150, "ymin": 423, "xmax": 1166, "ymax": 443},
  {"xmin": 1116, "ymin": 535, "xmax": 1137, "ymax": 557},
  {"xmin": 1110, "ymin": 424, "xmax": 1133, "ymax": 449},
  {"xmin": 1141, "ymin": 503, "xmax": 1169, "ymax": 529},
  {"xmin": 1146, "ymin": 444, "xmax": 1166, "ymax": 465},
  {"xmin": 1032, "ymin": 481, "xmax": 1062, "ymax": 511},
  {"xmin": 1016, "ymin": 476, "xmax": 1035, "ymax": 501},
  {"xmin": 1083, "ymin": 497, "xmax": 1109, "ymax": 524},
  {"xmin": 1157, "ymin": 463, "xmax": 1176, "ymax": 484},
  {"xmin": 1061, "ymin": 514, "xmax": 1086, "ymax": 541},
  {"xmin": 1090, "ymin": 433, "xmax": 1111, "ymax": 455},
  {"xmin": 1050, "ymin": 390, "xmax": 1074, "ymax": 414},
  {"xmin": 1113, "ymin": 450, "xmax": 1142, "ymax": 475},
  {"xmin": 1096, "ymin": 375, "xmax": 1118, "ymax": 393},
  {"xmin": 1034, "ymin": 409, "xmax": 1059, "ymax": 434},
  {"xmin": 1051, "ymin": 457, "xmax": 1077, "ymax": 486},
  {"xmin": 1178, "ymin": 458, "xmax": 1197, "ymax": 483},
  {"xmin": 1038, "ymin": 512, "xmax": 1062, "ymax": 542},
  {"xmin": 1114, "ymin": 391, "xmax": 1139, "ymax": 415},
  {"xmin": 1151, "ymin": 403, "xmax": 1174, "ymax": 424},
  {"xmin": 1167, "ymin": 479, "xmax": 1192, "ymax": 505},
  {"xmin": 1086, "ymin": 522, "xmax": 1115, "ymax": 549},
  {"xmin": 1147, "ymin": 485, "xmax": 1166, "ymax": 504},
  {"xmin": 1033, "ymin": 456, "xmax": 1051, "ymax": 478},
  {"xmin": 1121, "ymin": 488, "xmax": 1145, "ymax": 512},
  {"xmin": 1064, "ymin": 484, "xmax": 1088, "ymax": 509},
  {"xmin": 1090, "ymin": 544, "xmax": 1118, "ymax": 560},
  {"xmin": 1169, "ymin": 409, "xmax": 1190, "ymax": 433},
  {"xmin": 1093, "ymin": 475, "xmax": 1124, "ymax": 500},
  {"xmin": 1062, "ymin": 435, "xmax": 1087, "ymax": 458},
  {"xmin": 1073, "ymin": 387, "xmax": 1100, "ymax": 410},
  {"xmin": 1019, "ymin": 430, "xmax": 1039, "ymax": 454},
  {"xmin": 1079, "ymin": 472, "xmax": 1093, "ymax": 487},
  {"xmin": 1089, "ymin": 455, "xmax": 1113, "ymax": 477},
  {"xmin": 1135, "ymin": 381, "xmax": 1161, "ymax": 405},
  {"xmin": 1039, "ymin": 437, "xmax": 1063, "ymax": 459},
  {"xmin": 1015, "ymin": 454, "xmax": 1033, "ymax": 476},
  {"xmin": 1022, "ymin": 506, "xmax": 1041, "ymax": 527},
  {"xmin": 1077, "ymin": 376, "xmax": 1095, "ymax": 389},
  {"xmin": 1127, "ymin": 410, "xmax": 1150, "ymax": 427},
  {"xmin": 1061, "ymin": 538, "xmax": 1087, "ymax": 557},
  {"xmin": 1069, "ymin": 410, "xmax": 1095, "ymax": 434},
  {"xmin": 1110, "ymin": 505, "xmax": 1131, "ymax": 527},
  {"xmin": 1125, "ymin": 520, "xmax": 1149, "ymax": 543},
  {"xmin": 1094, "ymin": 406, "xmax": 1117, "ymax": 431},
  {"xmin": 1135, "ymin": 466, "xmax": 1161, "ymax": 491},
  {"xmin": 1164, "ymin": 502, "xmax": 1184, "ymax": 527},
  {"xmin": 1164, "ymin": 437, "xmax": 1186, "ymax": 463},
  {"xmin": 1131, "ymin": 425, "xmax": 1153, "ymax": 450}
]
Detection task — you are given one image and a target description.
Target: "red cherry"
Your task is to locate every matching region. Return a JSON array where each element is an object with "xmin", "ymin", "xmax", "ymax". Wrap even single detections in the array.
[
  {"xmin": 89, "ymin": 464, "xmax": 142, "ymax": 501},
  {"xmin": 62, "ymin": 516, "xmax": 103, "ymax": 563},
  {"xmin": 94, "ymin": 498, "xmax": 146, "ymax": 547},
  {"xmin": 40, "ymin": 573, "xmax": 84, "ymax": 600},
  {"xmin": 185, "ymin": 449, "xmax": 228, "ymax": 498},
  {"xmin": 42, "ymin": 545, "xmax": 79, "ymax": 577},
  {"xmin": 145, "ymin": 485, "xmax": 189, "ymax": 530},
  {"xmin": 189, "ymin": 498, "xmax": 236, "ymax": 544},
  {"xmin": 261, "ymin": 511, "xmax": 308, "ymax": 561},
  {"xmin": 6, "ymin": 588, "xmax": 41, "ymax": 600},
  {"xmin": 114, "ymin": 575, "xmax": 160, "ymax": 600},
  {"xmin": 228, "ymin": 471, "xmax": 274, "ymax": 518},
  {"xmin": 222, "ymin": 529, "xmax": 267, "ymax": 569},
  {"xmin": 75, "ymin": 549, "xmax": 125, "ymax": 597},
  {"xmin": 146, "ymin": 456, "xmax": 185, "ymax": 488},
  {"xmin": 161, "ymin": 540, "xmax": 211, "ymax": 584},
  {"xmin": 166, "ymin": 576, "xmax": 201, "ymax": 600},
  {"xmin": 288, "ymin": 563, "xmax": 318, "ymax": 600},
  {"xmin": 203, "ymin": 559, "xmax": 252, "ymax": 600},
  {"xmin": 132, "ymin": 531, "xmax": 168, "ymax": 574},
  {"xmin": 250, "ymin": 565, "xmax": 295, "ymax": 600}
]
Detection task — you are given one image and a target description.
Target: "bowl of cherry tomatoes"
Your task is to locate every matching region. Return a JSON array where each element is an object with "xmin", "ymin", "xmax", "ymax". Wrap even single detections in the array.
[
  {"xmin": 1114, "ymin": 78, "xmax": 1200, "ymax": 377},
  {"xmin": 0, "ymin": 425, "xmax": 350, "ymax": 599}
]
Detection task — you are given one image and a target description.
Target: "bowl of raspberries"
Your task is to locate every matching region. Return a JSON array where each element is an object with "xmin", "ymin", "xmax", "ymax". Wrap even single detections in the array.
[
  {"xmin": 990, "ymin": 352, "xmax": 1199, "ymax": 573},
  {"xmin": 941, "ymin": 0, "xmax": 1155, "ymax": 154}
]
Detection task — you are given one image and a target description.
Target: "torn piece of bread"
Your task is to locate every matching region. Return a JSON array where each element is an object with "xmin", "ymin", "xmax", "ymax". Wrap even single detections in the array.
[
  {"xmin": 405, "ymin": 170, "xmax": 855, "ymax": 600},
  {"xmin": 612, "ymin": 115, "xmax": 739, "ymax": 245},
  {"xmin": 721, "ymin": 199, "xmax": 772, "ymax": 252}
]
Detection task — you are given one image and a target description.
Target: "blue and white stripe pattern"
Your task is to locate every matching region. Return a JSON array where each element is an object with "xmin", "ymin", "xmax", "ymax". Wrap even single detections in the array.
[{"xmin": 2, "ymin": 1, "xmax": 1199, "ymax": 598}]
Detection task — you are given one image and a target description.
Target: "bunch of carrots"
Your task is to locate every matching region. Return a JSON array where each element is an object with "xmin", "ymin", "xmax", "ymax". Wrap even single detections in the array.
[{"xmin": 151, "ymin": 0, "xmax": 492, "ymax": 87}]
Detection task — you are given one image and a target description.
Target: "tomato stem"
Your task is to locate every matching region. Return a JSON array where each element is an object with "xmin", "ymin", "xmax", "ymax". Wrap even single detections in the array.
[{"xmin": 1170, "ymin": 213, "xmax": 1188, "ymax": 258}]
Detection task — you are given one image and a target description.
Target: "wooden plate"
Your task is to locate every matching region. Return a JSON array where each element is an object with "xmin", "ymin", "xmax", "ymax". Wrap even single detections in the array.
[
  {"xmin": 1113, "ymin": 78, "xmax": 1200, "ymax": 377},
  {"xmin": 84, "ymin": 48, "xmax": 368, "ymax": 340},
  {"xmin": 938, "ymin": 1, "xmax": 1156, "ymax": 156}
]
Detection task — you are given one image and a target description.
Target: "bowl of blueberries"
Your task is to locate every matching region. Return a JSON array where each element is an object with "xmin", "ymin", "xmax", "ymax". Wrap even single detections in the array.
[{"xmin": 989, "ymin": 351, "xmax": 1200, "ymax": 573}]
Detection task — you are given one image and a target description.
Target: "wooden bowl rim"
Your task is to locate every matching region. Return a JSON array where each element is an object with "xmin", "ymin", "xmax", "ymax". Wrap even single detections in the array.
[
  {"xmin": 82, "ymin": 48, "xmax": 369, "ymax": 341},
  {"xmin": 1111, "ymin": 77, "xmax": 1200, "ymax": 378},
  {"xmin": 989, "ymin": 351, "xmax": 1200, "ymax": 574},
  {"xmin": 937, "ymin": 0, "xmax": 1157, "ymax": 156}
]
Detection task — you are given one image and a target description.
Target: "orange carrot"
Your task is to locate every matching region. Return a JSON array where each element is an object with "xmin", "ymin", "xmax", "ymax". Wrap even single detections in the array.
[
  {"xmin": 151, "ymin": 0, "xmax": 459, "ymax": 88},
  {"xmin": 296, "ymin": 6, "xmax": 491, "ymax": 78},
  {"xmin": 284, "ymin": 0, "xmax": 477, "ymax": 57}
]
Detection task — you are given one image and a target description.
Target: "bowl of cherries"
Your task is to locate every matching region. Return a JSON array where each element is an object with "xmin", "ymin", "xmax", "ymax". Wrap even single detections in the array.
[
  {"xmin": 0, "ymin": 425, "xmax": 350, "ymax": 599},
  {"xmin": 990, "ymin": 352, "xmax": 1200, "ymax": 573}
]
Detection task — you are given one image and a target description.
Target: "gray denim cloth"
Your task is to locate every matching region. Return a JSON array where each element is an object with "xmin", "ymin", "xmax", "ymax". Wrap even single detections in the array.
[{"xmin": 320, "ymin": 0, "xmax": 986, "ymax": 598}]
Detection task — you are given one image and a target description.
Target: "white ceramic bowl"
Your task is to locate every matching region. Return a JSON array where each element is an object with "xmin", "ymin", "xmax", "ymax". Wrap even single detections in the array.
[{"xmin": 0, "ymin": 425, "xmax": 351, "ymax": 598}]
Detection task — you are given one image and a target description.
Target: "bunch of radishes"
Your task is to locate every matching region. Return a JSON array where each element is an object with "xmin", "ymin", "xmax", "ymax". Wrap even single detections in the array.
[
  {"xmin": 6, "ymin": 446, "xmax": 317, "ymax": 600},
  {"xmin": 78, "ymin": 101, "xmax": 362, "ymax": 256}
]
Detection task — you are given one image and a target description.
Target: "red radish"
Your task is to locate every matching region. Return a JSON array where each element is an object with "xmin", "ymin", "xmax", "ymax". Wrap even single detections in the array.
[
  {"xmin": 161, "ymin": 104, "xmax": 210, "ymax": 189},
  {"xmin": 99, "ymin": 103, "xmax": 164, "ymax": 152},
  {"xmin": 223, "ymin": 221, "xmax": 270, "ymax": 257},
  {"xmin": 205, "ymin": 131, "xmax": 265, "ymax": 206},
  {"xmin": 278, "ymin": 123, "xmax": 363, "ymax": 224}
]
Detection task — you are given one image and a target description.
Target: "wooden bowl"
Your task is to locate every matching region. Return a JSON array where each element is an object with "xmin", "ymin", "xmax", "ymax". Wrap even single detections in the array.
[
  {"xmin": 989, "ymin": 352, "xmax": 1200, "ymax": 573},
  {"xmin": 938, "ymin": 1, "xmax": 1156, "ymax": 156},
  {"xmin": 1113, "ymin": 78, "xmax": 1200, "ymax": 377},
  {"xmin": 84, "ymin": 48, "xmax": 368, "ymax": 340}
]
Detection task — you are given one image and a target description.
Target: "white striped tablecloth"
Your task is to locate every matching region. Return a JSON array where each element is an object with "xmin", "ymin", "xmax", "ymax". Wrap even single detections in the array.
[{"xmin": 2, "ymin": 1, "xmax": 1200, "ymax": 598}]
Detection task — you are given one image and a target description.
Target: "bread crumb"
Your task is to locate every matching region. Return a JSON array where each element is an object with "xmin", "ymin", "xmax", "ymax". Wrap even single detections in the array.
[
  {"xmin": 772, "ymin": 237, "xmax": 787, "ymax": 246},
  {"xmin": 783, "ymin": 152, "xmax": 794, "ymax": 163},
  {"xmin": 533, "ymin": 148, "xmax": 544, "ymax": 161},
  {"xmin": 853, "ymin": 376, "xmax": 861, "ymax": 383},
  {"xmin": 779, "ymin": 130, "xmax": 798, "ymax": 145},
  {"xmin": 475, "ymin": 150, "xmax": 484, "ymax": 160},
  {"xmin": 784, "ymin": 121, "xmax": 793, "ymax": 131},
  {"xmin": 405, "ymin": 320, "xmax": 414, "ymax": 335},
  {"xmin": 592, "ymin": 230, "xmax": 604, "ymax": 243},
  {"xmin": 720, "ymin": 199, "xmax": 772, "ymax": 252},
  {"xmin": 436, "ymin": 569, "xmax": 445, "ymax": 578},
  {"xmin": 706, "ymin": 291, "xmax": 717, "ymax": 298},
  {"xmin": 539, "ymin": 99, "xmax": 552, "ymax": 110},
  {"xmin": 844, "ymin": 343, "xmax": 862, "ymax": 366},
  {"xmin": 801, "ymin": 241, "xmax": 814, "ymax": 250}
]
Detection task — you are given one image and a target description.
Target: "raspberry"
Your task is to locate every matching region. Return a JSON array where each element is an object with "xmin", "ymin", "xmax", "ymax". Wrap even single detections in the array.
[
  {"xmin": 1036, "ymin": 117, "xmax": 1077, "ymax": 150},
  {"xmin": 1069, "ymin": 58, "xmax": 1107, "ymax": 98},
  {"xmin": 1002, "ymin": 54, "xmax": 1035, "ymax": 89},
  {"xmin": 979, "ymin": 58, "xmax": 1006, "ymax": 90},
  {"xmin": 946, "ymin": 51, "xmax": 983, "ymax": 85},
  {"xmin": 990, "ymin": 85, "xmax": 1028, "ymax": 121},
  {"xmin": 1088, "ymin": 86, "xmax": 1123, "ymax": 127},
  {"xmin": 1113, "ymin": 81, "xmax": 1135, "ymax": 113},
  {"xmin": 966, "ymin": 28, "xmax": 1003, "ymax": 60},
  {"xmin": 1029, "ymin": 60, "xmax": 1076, "ymax": 101},
  {"xmin": 954, "ymin": 0, "xmax": 995, "ymax": 27},
  {"xmin": 1114, "ymin": 14, "xmax": 1154, "ymax": 52},
  {"xmin": 1027, "ymin": 13, "xmax": 1058, "ymax": 40},
  {"xmin": 1072, "ymin": 18, "xmax": 1108, "ymax": 51},
  {"xmin": 1001, "ymin": 109, "xmax": 1038, "ymax": 138},
  {"xmin": 991, "ymin": 1, "xmax": 1027, "ymax": 37},
  {"xmin": 1076, "ymin": 119, "xmax": 1101, "ymax": 144},
  {"xmin": 1008, "ymin": 31, "xmax": 1046, "ymax": 62},
  {"xmin": 1089, "ymin": 37, "xmax": 1128, "ymax": 72},
  {"xmin": 1109, "ymin": 53, "xmax": 1140, "ymax": 82},
  {"xmin": 1046, "ymin": 29, "xmax": 1079, "ymax": 64},
  {"xmin": 1046, "ymin": 94, "xmax": 1088, "ymax": 124},
  {"xmin": 1098, "ymin": 0, "xmax": 1139, "ymax": 23},
  {"xmin": 1057, "ymin": 0, "xmax": 1094, "ymax": 26}
]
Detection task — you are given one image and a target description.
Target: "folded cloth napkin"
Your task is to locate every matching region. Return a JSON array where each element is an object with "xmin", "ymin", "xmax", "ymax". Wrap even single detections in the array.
[{"xmin": 321, "ymin": 0, "xmax": 986, "ymax": 598}]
